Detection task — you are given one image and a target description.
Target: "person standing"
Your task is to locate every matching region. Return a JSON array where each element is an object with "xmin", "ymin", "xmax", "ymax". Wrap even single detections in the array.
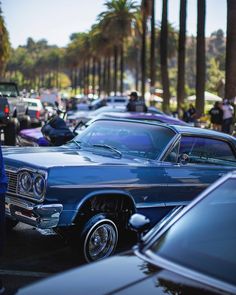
[
  {"xmin": 222, "ymin": 99, "xmax": 234, "ymax": 134},
  {"xmin": 126, "ymin": 91, "xmax": 147, "ymax": 112},
  {"xmin": 126, "ymin": 91, "xmax": 139, "ymax": 112},
  {"xmin": 0, "ymin": 144, "xmax": 8, "ymax": 294},
  {"xmin": 187, "ymin": 103, "xmax": 197, "ymax": 125},
  {"xmin": 209, "ymin": 101, "xmax": 223, "ymax": 131}
]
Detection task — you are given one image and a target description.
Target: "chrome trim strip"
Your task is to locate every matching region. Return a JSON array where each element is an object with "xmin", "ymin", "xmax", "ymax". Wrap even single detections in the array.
[
  {"xmin": 159, "ymin": 133, "xmax": 181, "ymax": 161},
  {"xmin": 50, "ymin": 183, "xmax": 207, "ymax": 189},
  {"xmin": 165, "ymin": 201, "xmax": 190, "ymax": 207},
  {"xmin": 135, "ymin": 250, "xmax": 236, "ymax": 294},
  {"xmin": 136, "ymin": 202, "xmax": 165, "ymax": 208},
  {"xmin": 50, "ymin": 183, "xmax": 167, "ymax": 189},
  {"xmin": 136, "ymin": 201, "xmax": 189, "ymax": 209},
  {"xmin": 167, "ymin": 183, "xmax": 209, "ymax": 187}
]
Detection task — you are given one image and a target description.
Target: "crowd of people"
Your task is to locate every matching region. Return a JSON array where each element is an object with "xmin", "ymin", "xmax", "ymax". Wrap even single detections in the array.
[
  {"xmin": 181, "ymin": 99, "xmax": 235, "ymax": 134},
  {"xmin": 209, "ymin": 99, "xmax": 234, "ymax": 134}
]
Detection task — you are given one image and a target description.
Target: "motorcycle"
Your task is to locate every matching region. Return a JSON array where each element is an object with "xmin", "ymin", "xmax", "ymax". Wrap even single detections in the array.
[{"xmin": 17, "ymin": 102, "xmax": 76, "ymax": 147}]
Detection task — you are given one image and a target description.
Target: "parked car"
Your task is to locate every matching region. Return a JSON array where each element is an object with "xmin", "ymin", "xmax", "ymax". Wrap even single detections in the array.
[
  {"xmin": 105, "ymin": 95, "xmax": 129, "ymax": 106},
  {"xmin": 18, "ymin": 103, "xmax": 75, "ymax": 147},
  {"xmin": 67, "ymin": 105, "xmax": 126, "ymax": 126},
  {"xmin": 23, "ymin": 97, "xmax": 46, "ymax": 126},
  {"xmin": 17, "ymin": 111, "xmax": 188, "ymax": 147},
  {"xmin": 17, "ymin": 171, "xmax": 236, "ymax": 295},
  {"xmin": 3, "ymin": 119, "xmax": 236, "ymax": 262},
  {"xmin": 0, "ymin": 81, "xmax": 30, "ymax": 145}
]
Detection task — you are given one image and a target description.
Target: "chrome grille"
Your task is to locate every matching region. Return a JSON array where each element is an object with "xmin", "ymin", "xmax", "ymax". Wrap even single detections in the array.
[{"xmin": 6, "ymin": 169, "xmax": 18, "ymax": 195}]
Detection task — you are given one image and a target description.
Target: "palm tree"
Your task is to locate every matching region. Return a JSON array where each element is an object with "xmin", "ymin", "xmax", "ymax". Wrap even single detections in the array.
[
  {"xmin": 225, "ymin": 0, "xmax": 236, "ymax": 100},
  {"xmin": 177, "ymin": 0, "xmax": 187, "ymax": 115},
  {"xmin": 98, "ymin": 0, "xmax": 138, "ymax": 95},
  {"xmin": 195, "ymin": 0, "xmax": 206, "ymax": 116},
  {"xmin": 0, "ymin": 3, "xmax": 10, "ymax": 78},
  {"xmin": 141, "ymin": 0, "xmax": 147, "ymax": 98},
  {"xmin": 150, "ymin": 0, "xmax": 156, "ymax": 88},
  {"xmin": 160, "ymin": 0, "xmax": 171, "ymax": 113}
]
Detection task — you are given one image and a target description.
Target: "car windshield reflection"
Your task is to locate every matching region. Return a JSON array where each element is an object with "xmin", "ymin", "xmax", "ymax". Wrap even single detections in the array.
[
  {"xmin": 68, "ymin": 120, "xmax": 175, "ymax": 160},
  {"xmin": 149, "ymin": 178, "xmax": 236, "ymax": 285}
]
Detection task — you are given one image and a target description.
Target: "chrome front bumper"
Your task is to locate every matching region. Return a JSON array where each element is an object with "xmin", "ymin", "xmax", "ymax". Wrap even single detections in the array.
[{"xmin": 5, "ymin": 195, "xmax": 63, "ymax": 229}]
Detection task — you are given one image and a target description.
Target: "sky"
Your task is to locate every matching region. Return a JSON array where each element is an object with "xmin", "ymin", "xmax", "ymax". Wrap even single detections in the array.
[{"xmin": 1, "ymin": 0, "xmax": 227, "ymax": 48}]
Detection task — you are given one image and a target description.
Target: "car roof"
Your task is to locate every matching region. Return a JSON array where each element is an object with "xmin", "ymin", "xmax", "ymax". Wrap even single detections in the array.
[
  {"xmin": 172, "ymin": 124, "xmax": 235, "ymax": 138},
  {"xmin": 98, "ymin": 112, "xmax": 188, "ymax": 126}
]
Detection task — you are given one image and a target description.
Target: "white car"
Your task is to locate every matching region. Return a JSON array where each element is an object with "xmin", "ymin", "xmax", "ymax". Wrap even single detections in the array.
[{"xmin": 23, "ymin": 97, "xmax": 46, "ymax": 126}]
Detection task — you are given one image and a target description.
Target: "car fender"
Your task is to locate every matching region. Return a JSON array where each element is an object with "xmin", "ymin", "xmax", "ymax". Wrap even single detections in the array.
[{"xmin": 71, "ymin": 189, "xmax": 137, "ymax": 222}]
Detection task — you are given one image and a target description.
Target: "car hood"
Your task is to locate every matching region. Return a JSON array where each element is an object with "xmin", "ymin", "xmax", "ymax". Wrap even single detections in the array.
[
  {"xmin": 2, "ymin": 146, "xmax": 150, "ymax": 169},
  {"xmin": 17, "ymin": 252, "xmax": 222, "ymax": 295},
  {"xmin": 19, "ymin": 127, "xmax": 43, "ymax": 140}
]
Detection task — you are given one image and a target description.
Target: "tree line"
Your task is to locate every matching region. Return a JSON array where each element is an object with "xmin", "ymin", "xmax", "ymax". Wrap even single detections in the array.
[{"xmin": 0, "ymin": 0, "xmax": 236, "ymax": 116}]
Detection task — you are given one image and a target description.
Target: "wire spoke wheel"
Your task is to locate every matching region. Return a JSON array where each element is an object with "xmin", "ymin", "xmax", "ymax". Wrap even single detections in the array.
[{"xmin": 83, "ymin": 216, "xmax": 118, "ymax": 262}]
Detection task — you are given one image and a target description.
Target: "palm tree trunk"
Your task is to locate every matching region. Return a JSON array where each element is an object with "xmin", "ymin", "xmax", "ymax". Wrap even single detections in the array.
[
  {"xmin": 98, "ymin": 59, "xmax": 102, "ymax": 97},
  {"xmin": 160, "ymin": 0, "xmax": 171, "ymax": 113},
  {"xmin": 150, "ymin": 0, "xmax": 156, "ymax": 88},
  {"xmin": 225, "ymin": 0, "xmax": 236, "ymax": 99},
  {"xmin": 102, "ymin": 57, "xmax": 107, "ymax": 95},
  {"xmin": 107, "ymin": 56, "xmax": 111, "ymax": 95},
  {"xmin": 120, "ymin": 42, "xmax": 124, "ymax": 95},
  {"xmin": 196, "ymin": 0, "xmax": 206, "ymax": 116},
  {"xmin": 177, "ymin": 0, "xmax": 187, "ymax": 115},
  {"xmin": 114, "ymin": 46, "xmax": 118, "ymax": 95},
  {"xmin": 141, "ymin": 0, "xmax": 147, "ymax": 98},
  {"xmin": 86, "ymin": 59, "xmax": 90, "ymax": 95},
  {"xmin": 92, "ymin": 57, "xmax": 96, "ymax": 96},
  {"xmin": 135, "ymin": 50, "xmax": 139, "ymax": 91}
]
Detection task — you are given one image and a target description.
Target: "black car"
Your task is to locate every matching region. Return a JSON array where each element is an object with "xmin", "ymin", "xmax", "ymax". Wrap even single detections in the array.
[{"xmin": 17, "ymin": 171, "xmax": 236, "ymax": 295}]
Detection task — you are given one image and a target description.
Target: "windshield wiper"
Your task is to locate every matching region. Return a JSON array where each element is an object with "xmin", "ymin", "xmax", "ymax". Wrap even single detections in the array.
[
  {"xmin": 92, "ymin": 144, "xmax": 122, "ymax": 158},
  {"xmin": 69, "ymin": 139, "xmax": 81, "ymax": 149}
]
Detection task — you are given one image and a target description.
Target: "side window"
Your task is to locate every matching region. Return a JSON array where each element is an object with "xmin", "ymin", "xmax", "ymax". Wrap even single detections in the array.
[
  {"xmin": 164, "ymin": 143, "xmax": 180, "ymax": 163},
  {"xmin": 179, "ymin": 136, "xmax": 236, "ymax": 164}
]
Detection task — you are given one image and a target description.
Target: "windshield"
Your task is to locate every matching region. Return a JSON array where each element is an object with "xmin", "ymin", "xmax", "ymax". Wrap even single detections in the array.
[
  {"xmin": 0, "ymin": 84, "xmax": 18, "ymax": 97},
  {"xmin": 70, "ymin": 120, "xmax": 175, "ymax": 160},
  {"xmin": 149, "ymin": 178, "xmax": 236, "ymax": 285}
]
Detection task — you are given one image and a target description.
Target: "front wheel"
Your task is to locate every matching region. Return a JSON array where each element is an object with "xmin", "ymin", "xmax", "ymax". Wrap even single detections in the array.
[{"xmin": 77, "ymin": 214, "xmax": 119, "ymax": 263}]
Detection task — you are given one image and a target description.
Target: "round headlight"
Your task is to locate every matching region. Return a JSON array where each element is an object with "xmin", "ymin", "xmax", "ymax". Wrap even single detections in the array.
[
  {"xmin": 19, "ymin": 172, "xmax": 32, "ymax": 192},
  {"xmin": 34, "ymin": 175, "xmax": 45, "ymax": 197}
]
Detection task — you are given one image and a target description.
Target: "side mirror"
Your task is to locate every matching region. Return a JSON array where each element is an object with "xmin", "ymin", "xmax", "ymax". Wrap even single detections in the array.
[
  {"xmin": 178, "ymin": 153, "xmax": 189, "ymax": 165},
  {"xmin": 129, "ymin": 213, "xmax": 151, "ymax": 243}
]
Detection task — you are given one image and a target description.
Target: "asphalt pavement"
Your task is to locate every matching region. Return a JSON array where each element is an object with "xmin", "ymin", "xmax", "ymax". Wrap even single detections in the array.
[{"xmin": 0, "ymin": 223, "xmax": 80, "ymax": 295}]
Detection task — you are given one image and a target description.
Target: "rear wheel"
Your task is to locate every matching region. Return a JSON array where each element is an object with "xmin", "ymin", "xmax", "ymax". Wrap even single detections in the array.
[
  {"xmin": 4, "ymin": 118, "xmax": 19, "ymax": 146},
  {"xmin": 74, "ymin": 214, "xmax": 119, "ymax": 263}
]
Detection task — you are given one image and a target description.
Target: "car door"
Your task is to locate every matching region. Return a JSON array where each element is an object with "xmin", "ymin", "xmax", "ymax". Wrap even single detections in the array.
[{"xmin": 162, "ymin": 135, "xmax": 236, "ymax": 208}]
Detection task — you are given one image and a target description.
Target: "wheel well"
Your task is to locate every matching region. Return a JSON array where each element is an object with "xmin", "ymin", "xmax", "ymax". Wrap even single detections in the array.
[{"xmin": 74, "ymin": 194, "xmax": 136, "ymax": 228}]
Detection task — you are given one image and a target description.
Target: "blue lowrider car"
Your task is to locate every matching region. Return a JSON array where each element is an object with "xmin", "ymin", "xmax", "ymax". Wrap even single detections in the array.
[{"xmin": 3, "ymin": 118, "xmax": 236, "ymax": 262}]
